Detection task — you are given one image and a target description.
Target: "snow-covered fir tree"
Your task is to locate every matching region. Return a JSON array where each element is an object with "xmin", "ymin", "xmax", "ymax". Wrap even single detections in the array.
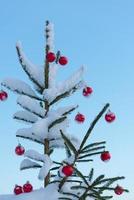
[{"xmin": 0, "ymin": 21, "xmax": 128, "ymax": 200}]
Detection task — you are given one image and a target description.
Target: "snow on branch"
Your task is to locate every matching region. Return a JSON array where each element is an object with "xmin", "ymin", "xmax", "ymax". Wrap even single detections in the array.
[
  {"xmin": 58, "ymin": 66, "xmax": 84, "ymax": 95},
  {"xmin": 30, "ymin": 111, "xmax": 74, "ymax": 149},
  {"xmin": 17, "ymin": 95, "xmax": 46, "ymax": 118},
  {"xmin": 1, "ymin": 78, "xmax": 39, "ymax": 99},
  {"xmin": 43, "ymin": 66, "xmax": 85, "ymax": 105},
  {"xmin": 25, "ymin": 149, "xmax": 48, "ymax": 162},
  {"xmin": 38, "ymin": 156, "xmax": 53, "ymax": 180},
  {"xmin": 24, "ymin": 149, "xmax": 53, "ymax": 180},
  {"xmin": 46, "ymin": 106, "xmax": 78, "ymax": 120},
  {"xmin": 49, "ymin": 134, "xmax": 80, "ymax": 150},
  {"xmin": 31, "ymin": 107, "xmax": 68, "ymax": 139},
  {"xmin": 48, "ymin": 118, "xmax": 69, "ymax": 138},
  {"xmin": 20, "ymin": 159, "xmax": 41, "ymax": 170},
  {"xmin": 32, "ymin": 118, "xmax": 48, "ymax": 139},
  {"xmin": 16, "ymin": 128, "xmax": 44, "ymax": 145},
  {"xmin": 49, "ymin": 64, "xmax": 58, "ymax": 88},
  {"xmin": 13, "ymin": 110, "xmax": 38, "ymax": 124},
  {"xmin": 32, "ymin": 114, "xmax": 68, "ymax": 139},
  {"xmin": 16, "ymin": 41, "xmax": 45, "ymax": 93},
  {"xmin": 46, "ymin": 21, "xmax": 54, "ymax": 51}
]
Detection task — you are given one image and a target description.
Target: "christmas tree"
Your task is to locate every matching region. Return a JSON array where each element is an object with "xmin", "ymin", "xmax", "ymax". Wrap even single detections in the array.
[{"xmin": 0, "ymin": 21, "xmax": 128, "ymax": 200}]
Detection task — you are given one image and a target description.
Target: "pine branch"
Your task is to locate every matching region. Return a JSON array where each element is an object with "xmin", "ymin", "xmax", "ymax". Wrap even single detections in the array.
[
  {"xmin": 20, "ymin": 165, "xmax": 41, "ymax": 170},
  {"xmin": 60, "ymin": 130, "xmax": 77, "ymax": 154},
  {"xmin": 71, "ymin": 185, "xmax": 87, "ymax": 190},
  {"xmin": 58, "ymin": 105, "xmax": 109, "ymax": 193},
  {"xmin": 80, "ymin": 187, "xmax": 103, "ymax": 200},
  {"xmin": 79, "ymin": 175, "xmax": 128, "ymax": 199},
  {"xmin": 50, "ymin": 166, "xmax": 61, "ymax": 171},
  {"xmin": 82, "ymin": 141, "xmax": 106, "ymax": 151},
  {"xmin": 17, "ymin": 101, "xmax": 44, "ymax": 118},
  {"xmin": 80, "ymin": 146, "xmax": 105, "ymax": 154},
  {"xmin": 13, "ymin": 115, "xmax": 35, "ymax": 124},
  {"xmin": 49, "ymin": 81, "xmax": 83, "ymax": 106},
  {"xmin": 55, "ymin": 51, "xmax": 60, "ymax": 63},
  {"xmin": 74, "ymin": 167, "xmax": 89, "ymax": 186},
  {"xmin": 58, "ymin": 131, "xmax": 87, "ymax": 191},
  {"xmin": 91, "ymin": 175, "xmax": 105, "ymax": 186},
  {"xmin": 13, "ymin": 110, "xmax": 38, "ymax": 124},
  {"xmin": 94, "ymin": 186, "xmax": 129, "ymax": 193},
  {"xmin": 62, "ymin": 105, "xmax": 78, "ymax": 116},
  {"xmin": 20, "ymin": 159, "xmax": 42, "ymax": 170},
  {"xmin": 88, "ymin": 168, "xmax": 94, "ymax": 182},
  {"xmin": 78, "ymin": 151, "xmax": 105, "ymax": 159},
  {"xmin": 48, "ymin": 116, "xmax": 67, "ymax": 131},
  {"xmin": 53, "ymin": 161, "xmax": 63, "ymax": 165},
  {"xmin": 64, "ymin": 179, "xmax": 82, "ymax": 184},
  {"xmin": 95, "ymin": 176, "xmax": 125, "ymax": 186},
  {"xmin": 44, "ymin": 20, "xmax": 51, "ymax": 187},
  {"xmin": 61, "ymin": 192, "xmax": 79, "ymax": 199},
  {"xmin": 65, "ymin": 143, "xmax": 72, "ymax": 158},
  {"xmin": 16, "ymin": 134, "xmax": 44, "ymax": 145},
  {"xmin": 59, "ymin": 177, "xmax": 68, "ymax": 191},
  {"xmin": 58, "ymin": 109, "xmax": 128, "ymax": 199},
  {"xmin": 79, "ymin": 103, "xmax": 110, "ymax": 150},
  {"xmin": 76, "ymin": 159, "xmax": 93, "ymax": 163},
  {"xmin": 1, "ymin": 81, "xmax": 43, "ymax": 101}
]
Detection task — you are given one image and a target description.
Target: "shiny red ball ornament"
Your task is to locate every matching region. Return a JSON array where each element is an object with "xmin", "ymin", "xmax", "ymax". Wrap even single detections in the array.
[
  {"xmin": 15, "ymin": 144, "xmax": 25, "ymax": 156},
  {"xmin": 46, "ymin": 52, "xmax": 56, "ymax": 62},
  {"xmin": 101, "ymin": 151, "xmax": 111, "ymax": 162},
  {"xmin": 114, "ymin": 185, "xmax": 124, "ymax": 195},
  {"xmin": 62, "ymin": 165, "xmax": 74, "ymax": 176},
  {"xmin": 105, "ymin": 111, "xmax": 116, "ymax": 123},
  {"xmin": 83, "ymin": 86, "xmax": 93, "ymax": 97},
  {"xmin": 59, "ymin": 56, "xmax": 68, "ymax": 65},
  {"xmin": 75, "ymin": 113, "xmax": 85, "ymax": 123},
  {"xmin": 0, "ymin": 91, "xmax": 8, "ymax": 101},
  {"xmin": 23, "ymin": 181, "xmax": 33, "ymax": 193},
  {"xmin": 14, "ymin": 185, "xmax": 23, "ymax": 195}
]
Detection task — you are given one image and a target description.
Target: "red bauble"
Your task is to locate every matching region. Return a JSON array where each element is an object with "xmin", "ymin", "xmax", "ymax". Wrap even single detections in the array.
[
  {"xmin": 15, "ymin": 144, "xmax": 25, "ymax": 156},
  {"xmin": 75, "ymin": 113, "xmax": 85, "ymax": 123},
  {"xmin": 101, "ymin": 151, "xmax": 111, "ymax": 162},
  {"xmin": 114, "ymin": 185, "xmax": 124, "ymax": 195},
  {"xmin": 14, "ymin": 185, "xmax": 23, "ymax": 195},
  {"xmin": 46, "ymin": 52, "xmax": 56, "ymax": 62},
  {"xmin": 105, "ymin": 111, "xmax": 116, "ymax": 123},
  {"xmin": 59, "ymin": 56, "xmax": 68, "ymax": 65},
  {"xmin": 23, "ymin": 181, "xmax": 33, "ymax": 193},
  {"xmin": 0, "ymin": 91, "xmax": 8, "ymax": 101},
  {"xmin": 83, "ymin": 86, "xmax": 93, "ymax": 97},
  {"xmin": 62, "ymin": 165, "xmax": 74, "ymax": 176}
]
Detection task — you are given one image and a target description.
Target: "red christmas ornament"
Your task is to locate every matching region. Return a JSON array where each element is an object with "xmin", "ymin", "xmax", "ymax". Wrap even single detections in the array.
[
  {"xmin": 83, "ymin": 86, "xmax": 93, "ymax": 97},
  {"xmin": 23, "ymin": 181, "xmax": 33, "ymax": 193},
  {"xmin": 105, "ymin": 111, "xmax": 116, "ymax": 123},
  {"xmin": 46, "ymin": 52, "xmax": 56, "ymax": 62},
  {"xmin": 62, "ymin": 165, "xmax": 74, "ymax": 176},
  {"xmin": 14, "ymin": 185, "xmax": 23, "ymax": 195},
  {"xmin": 75, "ymin": 113, "xmax": 85, "ymax": 123},
  {"xmin": 114, "ymin": 185, "xmax": 124, "ymax": 195},
  {"xmin": 59, "ymin": 56, "xmax": 68, "ymax": 65},
  {"xmin": 100, "ymin": 151, "xmax": 111, "ymax": 162},
  {"xmin": 0, "ymin": 91, "xmax": 8, "ymax": 101},
  {"xmin": 15, "ymin": 144, "xmax": 25, "ymax": 156}
]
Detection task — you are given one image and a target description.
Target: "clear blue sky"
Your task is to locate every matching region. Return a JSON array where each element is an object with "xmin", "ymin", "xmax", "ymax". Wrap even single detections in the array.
[{"xmin": 0, "ymin": 0, "xmax": 134, "ymax": 199}]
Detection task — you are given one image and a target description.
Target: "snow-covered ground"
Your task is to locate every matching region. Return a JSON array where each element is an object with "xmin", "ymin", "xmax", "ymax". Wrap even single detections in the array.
[{"xmin": 0, "ymin": 185, "xmax": 60, "ymax": 200}]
